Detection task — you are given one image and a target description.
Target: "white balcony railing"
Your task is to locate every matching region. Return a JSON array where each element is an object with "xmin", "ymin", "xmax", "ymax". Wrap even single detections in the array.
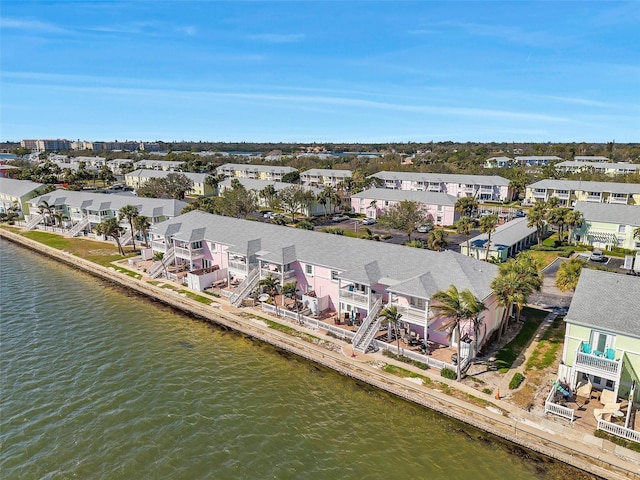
[
  {"xmin": 556, "ymin": 192, "xmax": 570, "ymax": 199},
  {"xmin": 339, "ymin": 288, "xmax": 369, "ymax": 306},
  {"xmin": 228, "ymin": 260, "xmax": 247, "ymax": 272},
  {"xmin": 174, "ymin": 246, "xmax": 204, "ymax": 259},
  {"xmin": 532, "ymin": 191, "xmax": 547, "ymax": 198},
  {"xmin": 394, "ymin": 305, "xmax": 428, "ymax": 323},
  {"xmin": 608, "ymin": 196, "xmax": 629, "ymax": 204},
  {"xmin": 152, "ymin": 241, "xmax": 167, "ymax": 252},
  {"xmin": 575, "ymin": 352, "xmax": 621, "ymax": 375},
  {"xmin": 88, "ymin": 214, "xmax": 103, "ymax": 223},
  {"xmin": 585, "ymin": 195, "xmax": 603, "ymax": 202}
]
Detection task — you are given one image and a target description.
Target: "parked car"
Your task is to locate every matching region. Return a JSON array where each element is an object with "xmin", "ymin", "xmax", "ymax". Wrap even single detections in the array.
[
  {"xmin": 417, "ymin": 224, "xmax": 433, "ymax": 233},
  {"xmin": 590, "ymin": 250, "xmax": 606, "ymax": 262},
  {"xmin": 332, "ymin": 215, "xmax": 350, "ymax": 222},
  {"xmin": 263, "ymin": 211, "xmax": 274, "ymax": 218},
  {"xmin": 361, "ymin": 217, "xmax": 376, "ymax": 225}
]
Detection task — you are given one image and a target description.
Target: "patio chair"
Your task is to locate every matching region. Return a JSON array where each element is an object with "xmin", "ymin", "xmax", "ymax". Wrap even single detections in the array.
[
  {"xmin": 594, "ymin": 403, "xmax": 622, "ymax": 422},
  {"xmin": 605, "ymin": 348, "xmax": 615, "ymax": 360},
  {"xmin": 575, "ymin": 380, "xmax": 592, "ymax": 408},
  {"xmin": 600, "ymin": 389, "xmax": 616, "ymax": 405},
  {"xmin": 581, "ymin": 343, "xmax": 592, "ymax": 354}
]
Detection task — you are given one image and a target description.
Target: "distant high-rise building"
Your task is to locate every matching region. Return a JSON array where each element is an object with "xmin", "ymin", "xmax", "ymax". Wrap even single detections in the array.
[{"xmin": 21, "ymin": 139, "xmax": 71, "ymax": 152}]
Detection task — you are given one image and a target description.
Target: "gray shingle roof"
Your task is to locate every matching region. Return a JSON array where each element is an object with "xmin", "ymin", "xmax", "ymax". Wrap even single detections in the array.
[
  {"xmin": 0, "ymin": 178, "xmax": 45, "ymax": 198},
  {"xmin": 575, "ymin": 201, "xmax": 640, "ymax": 227},
  {"xmin": 352, "ymin": 188, "xmax": 457, "ymax": 206},
  {"xmin": 301, "ymin": 169, "xmax": 353, "ymax": 177},
  {"xmin": 527, "ymin": 179, "xmax": 640, "ymax": 194},
  {"xmin": 125, "ymin": 169, "xmax": 208, "ymax": 183},
  {"xmin": 371, "ymin": 171, "xmax": 510, "ymax": 186},
  {"xmin": 29, "ymin": 190, "xmax": 187, "ymax": 218},
  {"xmin": 565, "ymin": 269, "xmax": 640, "ymax": 339},
  {"xmin": 464, "ymin": 217, "xmax": 537, "ymax": 249},
  {"xmin": 150, "ymin": 210, "xmax": 499, "ymax": 300}
]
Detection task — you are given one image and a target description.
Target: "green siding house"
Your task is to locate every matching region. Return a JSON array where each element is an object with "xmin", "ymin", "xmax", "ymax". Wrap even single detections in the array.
[
  {"xmin": 572, "ymin": 202, "xmax": 640, "ymax": 251},
  {"xmin": 561, "ymin": 269, "xmax": 640, "ymax": 404}
]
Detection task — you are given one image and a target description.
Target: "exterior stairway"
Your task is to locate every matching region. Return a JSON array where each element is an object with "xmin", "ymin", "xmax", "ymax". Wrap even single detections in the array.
[
  {"xmin": 147, "ymin": 246, "xmax": 175, "ymax": 279},
  {"xmin": 352, "ymin": 296, "xmax": 384, "ymax": 353},
  {"xmin": 25, "ymin": 213, "xmax": 44, "ymax": 230},
  {"xmin": 229, "ymin": 267, "xmax": 260, "ymax": 307},
  {"xmin": 67, "ymin": 217, "xmax": 89, "ymax": 237},
  {"xmin": 119, "ymin": 229, "xmax": 133, "ymax": 246}
]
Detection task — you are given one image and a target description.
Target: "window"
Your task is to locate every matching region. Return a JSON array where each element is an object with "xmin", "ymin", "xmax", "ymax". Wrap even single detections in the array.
[
  {"xmin": 306, "ymin": 264, "xmax": 313, "ymax": 275},
  {"xmin": 331, "ymin": 270, "xmax": 339, "ymax": 281},
  {"xmin": 192, "ymin": 241, "xmax": 202, "ymax": 249},
  {"xmin": 606, "ymin": 380, "xmax": 614, "ymax": 389},
  {"xmin": 618, "ymin": 225, "xmax": 626, "ymax": 234},
  {"xmin": 203, "ymin": 259, "xmax": 212, "ymax": 268}
]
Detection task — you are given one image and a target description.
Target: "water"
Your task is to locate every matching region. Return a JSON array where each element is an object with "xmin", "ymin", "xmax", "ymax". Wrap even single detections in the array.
[{"xmin": 0, "ymin": 240, "xmax": 590, "ymax": 479}]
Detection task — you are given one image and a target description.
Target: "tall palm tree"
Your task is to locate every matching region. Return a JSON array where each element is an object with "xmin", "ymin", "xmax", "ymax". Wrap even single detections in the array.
[
  {"xmin": 555, "ymin": 258, "xmax": 585, "ymax": 292},
  {"xmin": 369, "ymin": 199, "xmax": 377, "ymax": 217},
  {"xmin": 37, "ymin": 200, "xmax": 55, "ymax": 228},
  {"xmin": 455, "ymin": 197, "xmax": 479, "ymax": 218},
  {"xmin": 118, "ymin": 205, "xmax": 140, "ymax": 251},
  {"xmin": 478, "ymin": 214, "xmax": 498, "ymax": 261},
  {"xmin": 379, "ymin": 305, "xmax": 403, "ymax": 355},
  {"xmin": 527, "ymin": 201, "xmax": 548, "ymax": 245},
  {"xmin": 282, "ymin": 281, "xmax": 297, "ymax": 309},
  {"xmin": 564, "ymin": 209, "xmax": 583, "ymax": 245},
  {"xmin": 133, "ymin": 215, "xmax": 152, "ymax": 247},
  {"xmin": 455, "ymin": 216, "xmax": 474, "ymax": 256},
  {"xmin": 431, "ymin": 285, "xmax": 486, "ymax": 381},
  {"xmin": 427, "ymin": 229, "xmax": 448, "ymax": 251},
  {"xmin": 94, "ymin": 217, "xmax": 125, "ymax": 255}
]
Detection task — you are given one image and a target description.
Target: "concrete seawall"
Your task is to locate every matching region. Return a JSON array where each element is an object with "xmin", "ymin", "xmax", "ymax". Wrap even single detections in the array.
[{"xmin": 2, "ymin": 228, "xmax": 638, "ymax": 480}]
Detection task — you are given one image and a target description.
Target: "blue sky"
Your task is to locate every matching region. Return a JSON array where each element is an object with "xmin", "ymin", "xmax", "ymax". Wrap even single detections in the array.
[{"xmin": 1, "ymin": 1, "xmax": 638, "ymax": 143}]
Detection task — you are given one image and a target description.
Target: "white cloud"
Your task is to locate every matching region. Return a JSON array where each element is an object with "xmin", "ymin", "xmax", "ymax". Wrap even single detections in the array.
[{"xmin": 0, "ymin": 18, "xmax": 70, "ymax": 34}]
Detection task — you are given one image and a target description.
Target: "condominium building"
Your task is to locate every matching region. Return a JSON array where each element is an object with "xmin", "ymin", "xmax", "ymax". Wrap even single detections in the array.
[
  {"xmin": 300, "ymin": 169, "xmax": 352, "ymax": 187},
  {"xmin": 216, "ymin": 163, "xmax": 297, "ymax": 182},
  {"xmin": 525, "ymin": 180, "xmax": 640, "ymax": 207},
  {"xmin": 125, "ymin": 169, "xmax": 214, "ymax": 197},
  {"xmin": 572, "ymin": 202, "xmax": 640, "ymax": 251}
]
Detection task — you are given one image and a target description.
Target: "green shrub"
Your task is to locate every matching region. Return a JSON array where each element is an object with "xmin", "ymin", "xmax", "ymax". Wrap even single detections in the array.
[
  {"xmin": 483, "ymin": 388, "xmax": 493, "ymax": 395},
  {"xmin": 295, "ymin": 220, "xmax": 314, "ymax": 230},
  {"xmin": 382, "ymin": 350, "xmax": 429, "ymax": 370},
  {"xmin": 324, "ymin": 227, "xmax": 344, "ymax": 235},
  {"xmin": 509, "ymin": 372, "xmax": 525, "ymax": 389},
  {"xmin": 441, "ymin": 367, "xmax": 457, "ymax": 380}
]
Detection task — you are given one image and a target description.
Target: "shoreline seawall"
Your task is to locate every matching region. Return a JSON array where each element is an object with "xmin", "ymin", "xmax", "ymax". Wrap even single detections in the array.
[{"xmin": 1, "ymin": 228, "xmax": 637, "ymax": 480}]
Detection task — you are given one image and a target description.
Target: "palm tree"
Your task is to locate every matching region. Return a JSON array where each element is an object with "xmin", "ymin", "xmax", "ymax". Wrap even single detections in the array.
[
  {"xmin": 555, "ymin": 258, "xmax": 585, "ymax": 292},
  {"xmin": 94, "ymin": 217, "xmax": 125, "ymax": 255},
  {"xmin": 564, "ymin": 209, "xmax": 583, "ymax": 245},
  {"xmin": 527, "ymin": 202, "xmax": 548, "ymax": 246},
  {"xmin": 133, "ymin": 215, "xmax": 151, "ymax": 247},
  {"xmin": 455, "ymin": 216, "xmax": 474, "ymax": 256},
  {"xmin": 258, "ymin": 274, "xmax": 281, "ymax": 298},
  {"xmin": 118, "ymin": 205, "xmax": 140, "ymax": 251},
  {"xmin": 634, "ymin": 227, "xmax": 640, "ymax": 240},
  {"xmin": 478, "ymin": 214, "xmax": 498, "ymax": 261},
  {"xmin": 368, "ymin": 199, "xmax": 377, "ymax": 217},
  {"xmin": 282, "ymin": 281, "xmax": 298, "ymax": 309},
  {"xmin": 37, "ymin": 200, "xmax": 54, "ymax": 229},
  {"xmin": 427, "ymin": 229, "xmax": 448, "ymax": 251},
  {"xmin": 430, "ymin": 286, "xmax": 486, "ymax": 381},
  {"xmin": 259, "ymin": 184, "xmax": 278, "ymax": 209},
  {"xmin": 455, "ymin": 197, "xmax": 479, "ymax": 218},
  {"xmin": 379, "ymin": 305, "xmax": 403, "ymax": 355}
]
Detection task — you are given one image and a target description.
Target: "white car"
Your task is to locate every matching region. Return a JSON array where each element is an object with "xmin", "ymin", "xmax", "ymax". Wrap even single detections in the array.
[
  {"xmin": 361, "ymin": 217, "xmax": 376, "ymax": 225},
  {"xmin": 332, "ymin": 215, "xmax": 350, "ymax": 222},
  {"xmin": 417, "ymin": 224, "xmax": 433, "ymax": 233}
]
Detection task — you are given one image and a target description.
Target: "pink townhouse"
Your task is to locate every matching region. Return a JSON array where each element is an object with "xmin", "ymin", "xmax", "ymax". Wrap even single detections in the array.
[
  {"xmin": 370, "ymin": 171, "xmax": 513, "ymax": 202},
  {"xmin": 350, "ymin": 187, "xmax": 459, "ymax": 226},
  {"xmin": 148, "ymin": 211, "xmax": 503, "ymax": 358}
]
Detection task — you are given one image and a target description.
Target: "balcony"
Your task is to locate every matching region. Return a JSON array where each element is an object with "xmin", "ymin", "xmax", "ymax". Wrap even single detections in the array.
[
  {"xmin": 228, "ymin": 259, "xmax": 248, "ymax": 272},
  {"xmin": 585, "ymin": 195, "xmax": 603, "ymax": 203},
  {"xmin": 395, "ymin": 305, "xmax": 428, "ymax": 323},
  {"xmin": 556, "ymin": 192, "xmax": 570, "ymax": 200},
  {"xmin": 88, "ymin": 214, "xmax": 104, "ymax": 223},
  {"xmin": 532, "ymin": 190, "xmax": 547, "ymax": 198},
  {"xmin": 339, "ymin": 287, "xmax": 370, "ymax": 306},
  {"xmin": 575, "ymin": 351, "xmax": 621, "ymax": 376},
  {"xmin": 608, "ymin": 195, "xmax": 629, "ymax": 205},
  {"xmin": 174, "ymin": 245, "xmax": 204, "ymax": 260},
  {"xmin": 151, "ymin": 240, "xmax": 167, "ymax": 252}
]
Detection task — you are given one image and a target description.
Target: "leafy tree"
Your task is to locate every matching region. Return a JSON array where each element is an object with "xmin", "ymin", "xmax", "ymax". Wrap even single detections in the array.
[
  {"xmin": 259, "ymin": 184, "xmax": 278, "ymax": 209},
  {"xmin": 181, "ymin": 197, "xmax": 218, "ymax": 214},
  {"xmin": 164, "ymin": 173, "xmax": 194, "ymax": 200},
  {"xmin": 281, "ymin": 171, "xmax": 300, "ymax": 184},
  {"xmin": 430, "ymin": 285, "xmax": 486, "ymax": 381},
  {"xmin": 527, "ymin": 202, "xmax": 548, "ymax": 245},
  {"xmin": 118, "ymin": 205, "xmax": 140, "ymax": 251},
  {"xmin": 478, "ymin": 214, "xmax": 498, "ymax": 260},
  {"xmin": 405, "ymin": 239, "xmax": 427, "ymax": 249},
  {"xmin": 137, "ymin": 177, "xmax": 169, "ymax": 198},
  {"xmin": 455, "ymin": 216, "xmax": 474, "ymax": 255},
  {"xmin": 133, "ymin": 215, "xmax": 151, "ymax": 247},
  {"xmin": 555, "ymin": 258, "xmax": 585, "ymax": 292},
  {"xmin": 427, "ymin": 229, "xmax": 448, "ymax": 251},
  {"xmin": 377, "ymin": 200, "xmax": 430, "ymax": 240},
  {"xmin": 94, "ymin": 217, "xmax": 125, "ymax": 255},
  {"xmin": 98, "ymin": 164, "xmax": 116, "ymax": 186},
  {"xmin": 278, "ymin": 185, "xmax": 315, "ymax": 221},
  {"xmin": 455, "ymin": 196, "xmax": 478, "ymax": 217},
  {"xmin": 379, "ymin": 305, "xmax": 403, "ymax": 355},
  {"xmin": 217, "ymin": 179, "xmax": 258, "ymax": 218}
]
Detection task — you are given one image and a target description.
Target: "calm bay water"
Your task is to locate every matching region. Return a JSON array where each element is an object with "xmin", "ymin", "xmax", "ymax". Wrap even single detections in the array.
[{"xmin": 0, "ymin": 240, "xmax": 589, "ymax": 480}]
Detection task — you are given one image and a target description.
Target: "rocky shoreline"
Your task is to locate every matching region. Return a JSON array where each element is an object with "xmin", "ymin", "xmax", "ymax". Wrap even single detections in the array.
[{"xmin": 2, "ymin": 228, "xmax": 638, "ymax": 480}]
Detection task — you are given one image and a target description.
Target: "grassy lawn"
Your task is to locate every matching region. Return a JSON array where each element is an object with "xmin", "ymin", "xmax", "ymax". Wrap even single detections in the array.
[
  {"xmin": 21, "ymin": 230, "xmax": 137, "ymax": 266},
  {"xmin": 494, "ymin": 307, "xmax": 548, "ymax": 373},
  {"xmin": 528, "ymin": 250, "xmax": 560, "ymax": 269},
  {"xmin": 383, "ymin": 364, "xmax": 432, "ymax": 385},
  {"xmin": 525, "ymin": 315, "xmax": 565, "ymax": 371}
]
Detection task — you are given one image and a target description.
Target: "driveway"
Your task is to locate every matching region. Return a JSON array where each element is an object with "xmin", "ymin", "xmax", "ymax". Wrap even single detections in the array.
[{"xmin": 528, "ymin": 257, "xmax": 574, "ymax": 310}]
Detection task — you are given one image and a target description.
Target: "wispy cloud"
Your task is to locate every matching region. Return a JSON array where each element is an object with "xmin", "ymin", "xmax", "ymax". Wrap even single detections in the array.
[
  {"xmin": 425, "ymin": 21, "xmax": 570, "ymax": 48},
  {"xmin": 0, "ymin": 18, "xmax": 71, "ymax": 34},
  {"xmin": 247, "ymin": 33, "xmax": 305, "ymax": 43},
  {"xmin": 85, "ymin": 21, "xmax": 196, "ymax": 37}
]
